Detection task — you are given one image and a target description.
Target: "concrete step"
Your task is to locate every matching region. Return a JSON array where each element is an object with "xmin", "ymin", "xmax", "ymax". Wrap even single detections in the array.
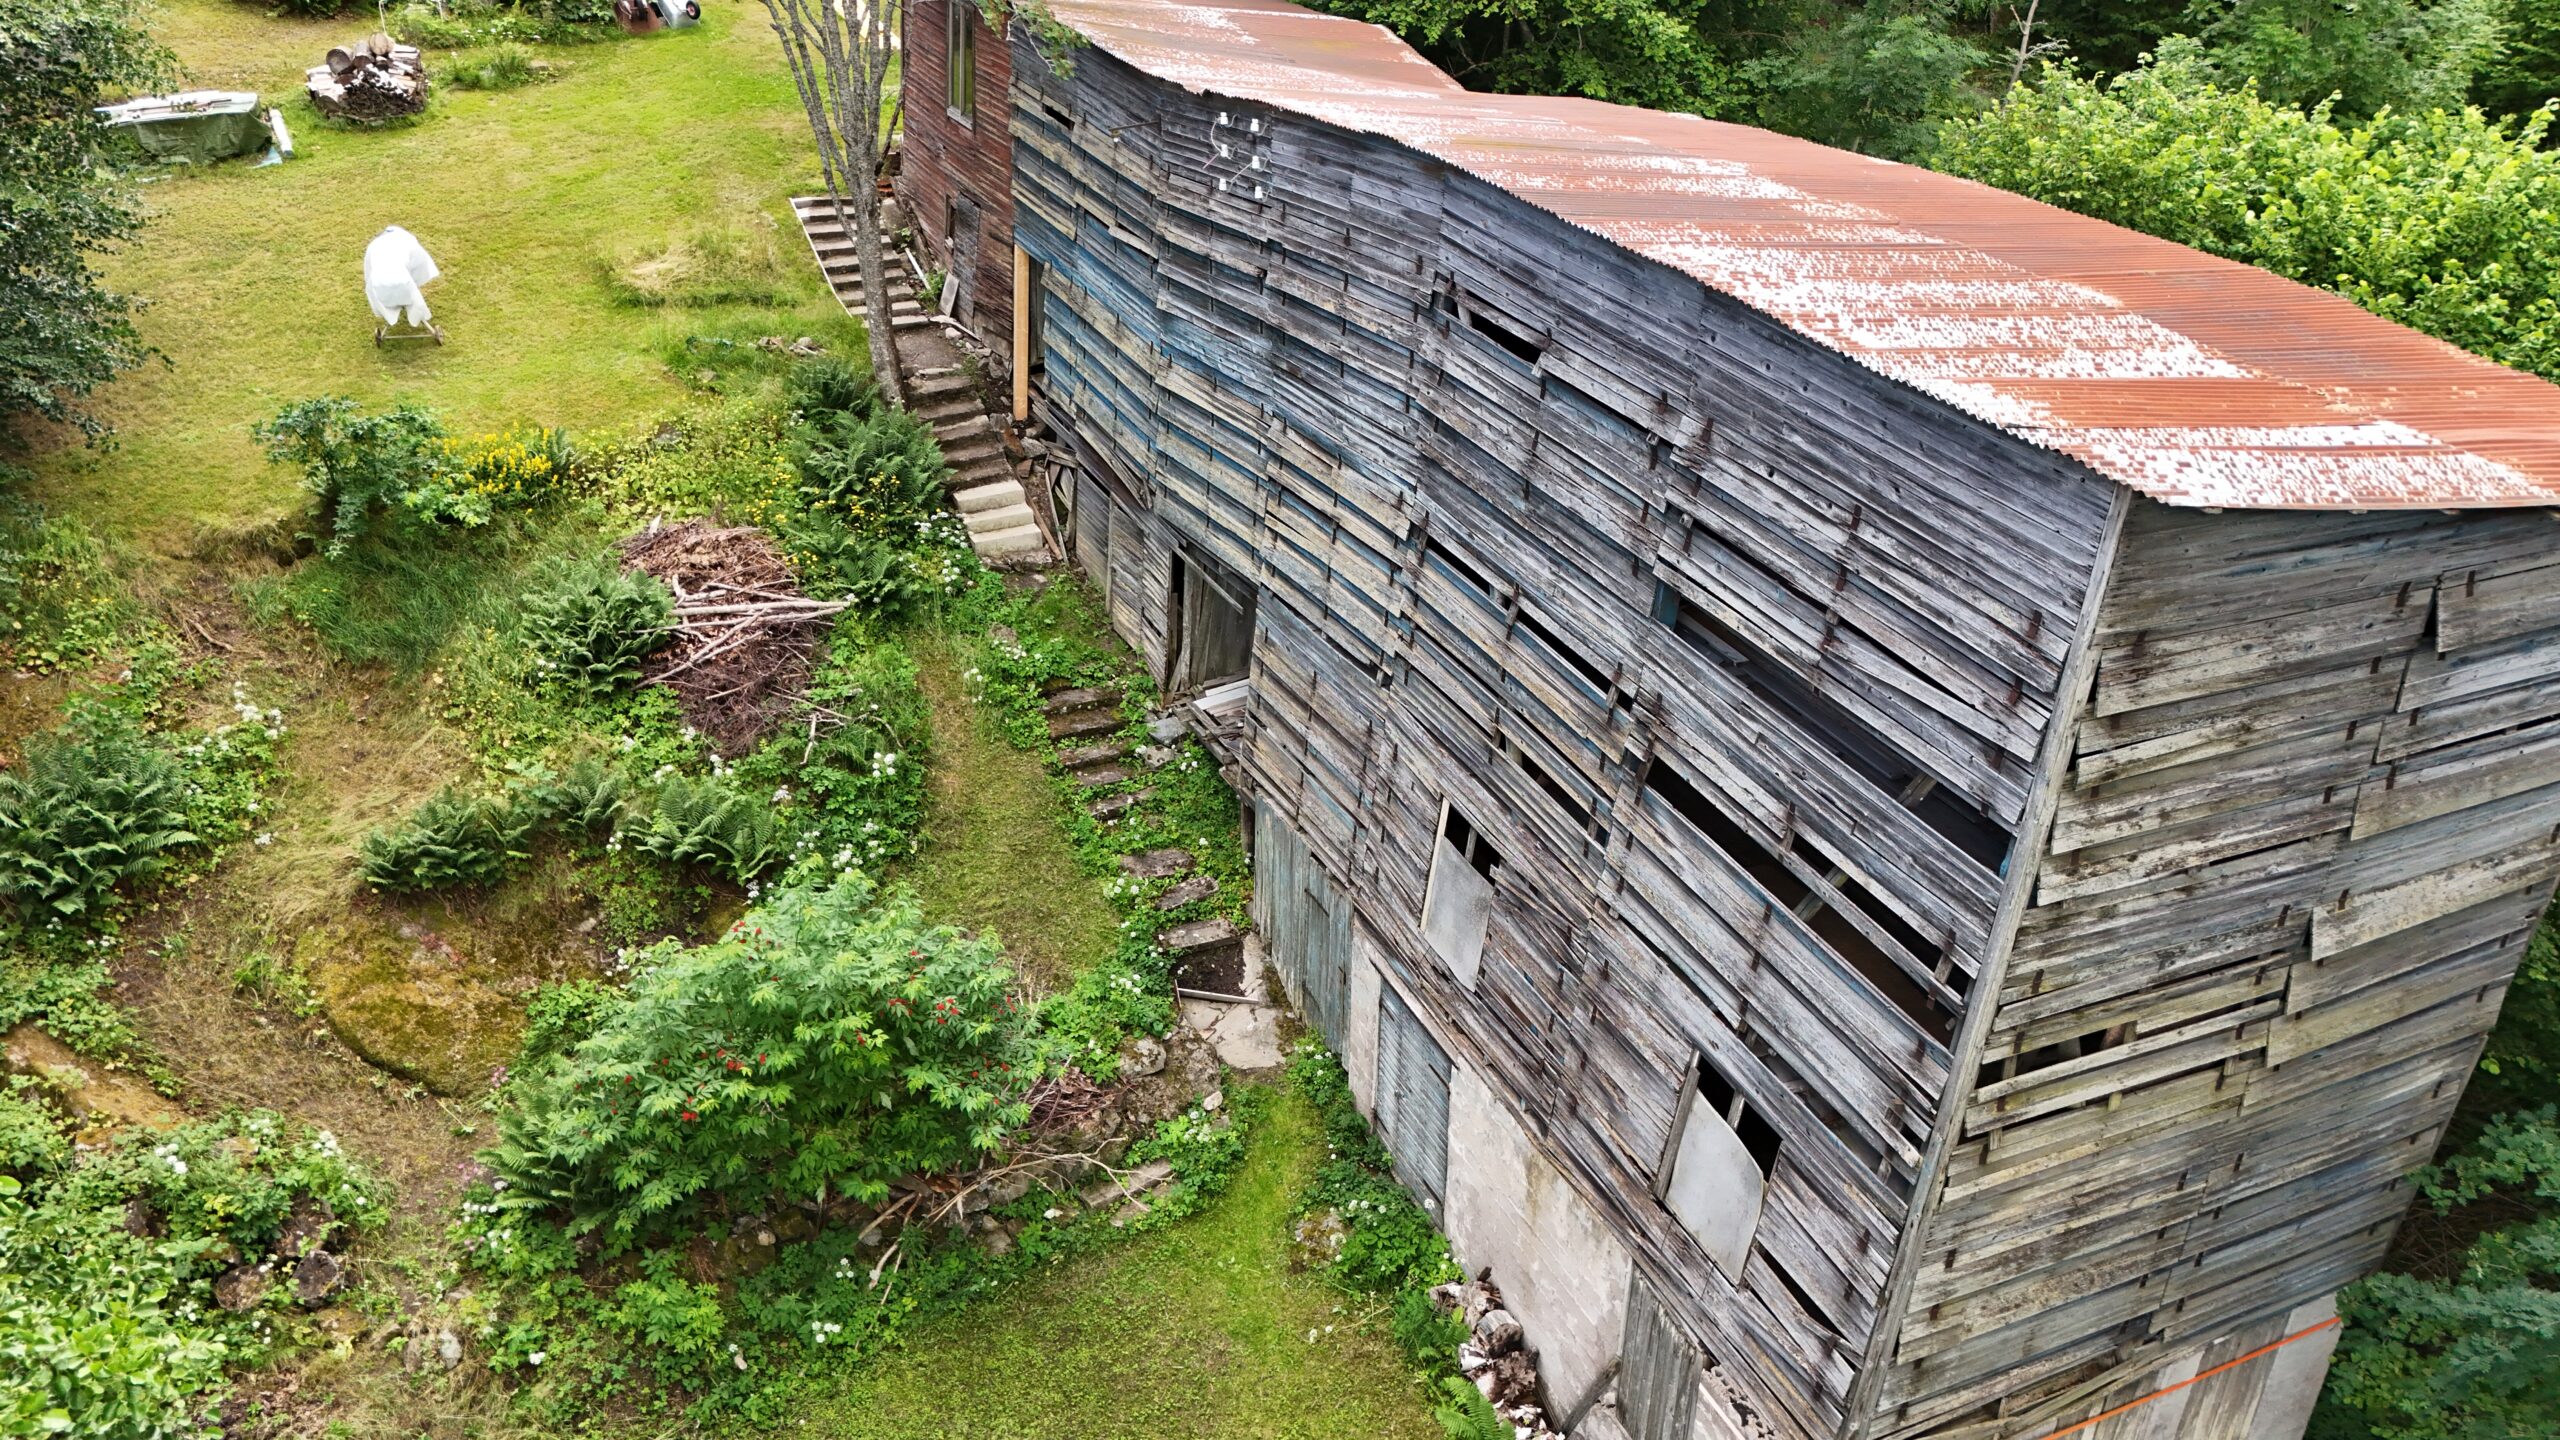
[
  {"xmin": 966, "ymin": 501, "xmax": 1036, "ymax": 534},
  {"xmin": 918, "ymin": 394, "xmax": 984, "ymax": 426},
  {"xmin": 1048, "ymin": 705, "xmax": 1122, "ymax": 740},
  {"xmin": 1158, "ymin": 917, "xmax": 1246, "ymax": 956},
  {"xmin": 949, "ymin": 452, "xmax": 1014, "ymax": 483},
  {"xmin": 971, "ymin": 522, "xmax": 1050, "ymax": 559},
  {"xmin": 1121, "ymin": 847, "xmax": 1195, "ymax": 879},
  {"xmin": 954, "ymin": 479, "xmax": 1025, "ymax": 514},
  {"xmin": 933, "ymin": 410, "xmax": 998, "ymax": 440},
  {"xmin": 1087, "ymin": 786, "xmax": 1157, "ymax": 820},
  {"xmin": 943, "ymin": 432, "xmax": 1005, "ymax": 468},
  {"xmin": 1045, "ymin": 685, "xmax": 1122, "ymax": 716},
  {"xmin": 1058, "ymin": 740, "xmax": 1133, "ymax": 769}
]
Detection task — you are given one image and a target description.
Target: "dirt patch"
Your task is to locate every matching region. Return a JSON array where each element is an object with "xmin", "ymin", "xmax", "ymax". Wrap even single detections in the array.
[
  {"xmin": 620, "ymin": 518, "xmax": 826, "ymax": 754},
  {"xmin": 1174, "ymin": 944, "xmax": 1248, "ymax": 997}
]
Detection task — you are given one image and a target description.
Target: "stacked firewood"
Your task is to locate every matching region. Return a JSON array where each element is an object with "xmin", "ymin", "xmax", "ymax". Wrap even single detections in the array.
[{"xmin": 307, "ymin": 35, "xmax": 429, "ymax": 123}]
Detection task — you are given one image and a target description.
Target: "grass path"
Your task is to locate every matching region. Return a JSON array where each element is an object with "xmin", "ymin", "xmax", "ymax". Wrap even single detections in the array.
[
  {"xmin": 750, "ymin": 1085, "xmax": 1444, "ymax": 1440},
  {"xmin": 28, "ymin": 0, "xmax": 837, "ymax": 556},
  {"xmin": 899, "ymin": 635, "xmax": 1120, "ymax": 991}
]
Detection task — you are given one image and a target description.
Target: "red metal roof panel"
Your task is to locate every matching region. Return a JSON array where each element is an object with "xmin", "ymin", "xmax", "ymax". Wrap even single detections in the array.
[{"xmin": 1044, "ymin": 0, "xmax": 2560, "ymax": 510}]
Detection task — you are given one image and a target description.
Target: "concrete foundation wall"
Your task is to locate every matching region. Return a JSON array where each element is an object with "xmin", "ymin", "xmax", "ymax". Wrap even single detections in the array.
[{"xmin": 1443, "ymin": 1060, "xmax": 1634, "ymax": 1413}]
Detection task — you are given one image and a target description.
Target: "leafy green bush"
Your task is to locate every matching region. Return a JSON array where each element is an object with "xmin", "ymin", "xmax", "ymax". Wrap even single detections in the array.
[
  {"xmin": 2325, "ymin": 1107, "xmax": 2560, "ymax": 1438},
  {"xmin": 603, "ymin": 1255, "xmax": 729, "ymax": 1382},
  {"xmin": 785, "ymin": 356, "xmax": 877, "ymax": 419},
  {"xmin": 791, "ymin": 404, "xmax": 949, "ymax": 536},
  {"xmin": 257, "ymin": 397, "xmax": 452, "ymax": 556},
  {"xmin": 0, "ymin": 1079, "xmax": 67, "ymax": 1179},
  {"xmin": 624, "ymin": 774, "xmax": 785, "ymax": 882},
  {"xmin": 258, "ymin": 400, "xmax": 568, "ymax": 555},
  {"xmin": 1935, "ymin": 54, "xmax": 2560, "ymax": 383},
  {"xmin": 445, "ymin": 42, "xmax": 546, "ymax": 90},
  {"xmin": 521, "ymin": 979, "xmax": 620, "ymax": 1062},
  {"xmin": 0, "ymin": 1111, "xmax": 384, "ymax": 1440},
  {"xmin": 479, "ymin": 874, "xmax": 1036, "ymax": 1239},
  {"xmin": 519, "ymin": 559, "xmax": 674, "ymax": 698},
  {"xmin": 359, "ymin": 787, "xmax": 539, "ymax": 892},
  {"xmin": 1432, "ymin": 1376, "xmax": 1510, "ymax": 1440},
  {"xmin": 0, "ymin": 709, "xmax": 195, "ymax": 926}
]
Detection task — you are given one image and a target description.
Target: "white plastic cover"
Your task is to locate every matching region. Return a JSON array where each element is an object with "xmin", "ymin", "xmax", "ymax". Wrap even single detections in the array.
[{"xmin": 362, "ymin": 226, "xmax": 440, "ymax": 327}]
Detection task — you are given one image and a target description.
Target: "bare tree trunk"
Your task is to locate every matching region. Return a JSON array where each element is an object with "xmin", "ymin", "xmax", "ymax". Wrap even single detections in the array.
[
  {"xmin": 761, "ymin": 0, "xmax": 908, "ymax": 407},
  {"xmin": 2006, "ymin": 0, "xmax": 2042, "ymax": 97}
]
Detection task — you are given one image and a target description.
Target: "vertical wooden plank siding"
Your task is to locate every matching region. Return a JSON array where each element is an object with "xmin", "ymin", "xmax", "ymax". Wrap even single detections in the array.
[{"xmin": 892, "ymin": 0, "xmax": 1015, "ymax": 341}]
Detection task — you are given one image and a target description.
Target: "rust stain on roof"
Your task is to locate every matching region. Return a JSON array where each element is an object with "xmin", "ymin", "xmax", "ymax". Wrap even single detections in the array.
[{"xmin": 1042, "ymin": 0, "xmax": 2560, "ymax": 511}]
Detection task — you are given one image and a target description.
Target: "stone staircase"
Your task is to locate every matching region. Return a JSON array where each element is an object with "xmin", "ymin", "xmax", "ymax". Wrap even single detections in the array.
[
  {"xmin": 789, "ymin": 195, "xmax": 936, "ymax": 334},
  {"xmin": 909, "ymin": 368, "xmax": 1047, "ymax": 561},
  {"xmin": 790, "ymin": 195, "xmax": 1052, "ymax": 563}
]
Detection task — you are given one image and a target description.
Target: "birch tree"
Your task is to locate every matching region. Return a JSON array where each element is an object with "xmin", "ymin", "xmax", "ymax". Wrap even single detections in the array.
[{"xmin": 760, "ymin": 0, "xmax": 907, "ymax": 406}]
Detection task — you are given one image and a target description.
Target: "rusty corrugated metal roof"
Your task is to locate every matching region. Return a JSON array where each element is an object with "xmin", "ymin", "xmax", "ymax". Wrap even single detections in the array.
[{"xmin": 1042, "ymin": 0, "xmax": 2560, "ymax": 510}]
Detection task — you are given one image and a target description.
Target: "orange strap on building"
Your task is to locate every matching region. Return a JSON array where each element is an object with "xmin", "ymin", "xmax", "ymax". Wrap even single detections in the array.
[{"xmin": 2031, "ymin": 1317, "xmax": 2344, "ymax": 1440}]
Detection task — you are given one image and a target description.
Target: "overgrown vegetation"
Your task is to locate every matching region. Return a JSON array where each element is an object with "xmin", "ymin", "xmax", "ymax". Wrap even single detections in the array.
[
  {"xmin": 1936, "ymin": 52, "xmax": 2560, "ymax": 383},
  {"xmin": 1308, "ymin": 0, "xmax": 2560, "ymax": 164},
  {"xmin": 0, "ymin": 1111, "xmax": 385, "ymax": 1440},
  {"xmin": 0, "ymin": 0, "xmax": 169, "ymax": 434}
]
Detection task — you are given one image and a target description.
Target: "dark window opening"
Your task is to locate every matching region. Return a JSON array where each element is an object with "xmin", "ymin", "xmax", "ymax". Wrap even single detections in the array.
[
  {"xmin": 1695, "ymin": 1055, "xmax": 1782, "ymax": 1176},
  {"xmin": 1440, "ymin": 803, "xmax": 1501, "ymax": 880},
  {"xmin": 1040, "ymin": 100, "xmax": 1075, "ymax": 129},
  {"xmin": 945, "ymin": 0, "xmax": 977, "ymax": 116},
  {"xmin": 1506, "ymin": 739, "xmax": 1596, "ymax": 833},
  {"xmin": 1645, "ymin": 757, "xmax": 1960, "ymax": 1044},
  {"xmin": 1788, "ymin": 833, "xmax": 1946, "ymax": 970},
  {"xmin": 1465, "ymin": 302, "xmax": 1545, "ymax": 368},
  {"xmin": 1977, "ymin": 1024, "xmax": 2131, "ymax": 1090},
  {"xmin": 1654, "ymin": 579, "xmax": 2014, "ymax": 870},
  {"xmin": 1424, "ymin": 537, "xmax": 1494, "ymax": 600},
  {"xmin": 1517, "ymin": 607, "xmax": 1614, "ymax": 695}
]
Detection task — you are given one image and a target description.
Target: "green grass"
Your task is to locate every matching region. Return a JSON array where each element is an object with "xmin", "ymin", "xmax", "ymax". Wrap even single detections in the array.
[
  {"xmin": 24, "ymin": 0, "xmax": 844, "ymax": 558},
  {"xmin": 899, "ymin": 633, "xmax": 1120, "ymax": 990},
  {"xmin": 749, "ymin": 1085, "xmax": 1444, "ymax": 1440}
]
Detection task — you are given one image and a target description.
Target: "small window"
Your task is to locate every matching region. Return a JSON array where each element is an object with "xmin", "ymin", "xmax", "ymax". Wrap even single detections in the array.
[
  {"xmin": 1464, "ymin": 301, "xmax": 1544, "ymax": 368},
  {"xmin": 1422, "ymin": 802, "xmax": 1499, "ymax": 987},
  {"xmin": 1660, "ymin": 1054, "xmax": 1775, "ymax": 1274},
  {"xmin": 945, "ymin": 0, "xmax": 977, "ymax": 118}
]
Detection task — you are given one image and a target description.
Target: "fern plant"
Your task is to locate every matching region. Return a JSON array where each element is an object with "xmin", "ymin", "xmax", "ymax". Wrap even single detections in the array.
[
  {"xmin": 359, "ymin": 789, "xmax": 539, "ymax": 892},
  {"xmin": 0, "ymin": 716, "xmax": 196, "ymax": 924},
  {"xmin": 526, "ymin": 756, "xmax": 629, "ymax": 834},
  {"xmin": 519, "ymin": 559, "xmax": 675, "ymax": 698},
  {"xmin": 1431, "ymin": 1377, "xmax": 1508, "ymax": 1440},
  {"xmin": 625, "ymin": 776, "xmax": 784, "ymax": 882}
]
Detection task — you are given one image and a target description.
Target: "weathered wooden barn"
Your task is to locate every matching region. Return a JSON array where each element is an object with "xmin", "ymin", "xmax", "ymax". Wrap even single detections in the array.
[{"xmin": 896, "ymin": 1, "xmax": 2560, "ymax": 1436}]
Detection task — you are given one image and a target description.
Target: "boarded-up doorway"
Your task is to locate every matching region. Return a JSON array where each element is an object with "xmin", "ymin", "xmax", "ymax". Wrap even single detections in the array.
[
  {"xmin": 944, "ymin": 194, "xmax": 980, "ymax": 329},
  {"xmin": 1376, "ymin": 984, "xmax": 1452, "ymax": 1212},
  {"xmin": 1166, "ymin": 545, "xmax": 1254, "ymax": 695}
]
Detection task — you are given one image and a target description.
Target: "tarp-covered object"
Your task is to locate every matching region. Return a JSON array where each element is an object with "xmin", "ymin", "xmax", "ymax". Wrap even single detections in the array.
[
  {"xmin": 363, "ymin": 226, "xmax": 440, "ymax": 327},
  {"xmin": 96, "ymin": 91, "xmax": 264, "ymax": 164}
]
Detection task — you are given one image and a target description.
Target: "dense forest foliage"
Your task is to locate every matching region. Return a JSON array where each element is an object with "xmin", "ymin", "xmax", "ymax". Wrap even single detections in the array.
[{"xmin": 1307, "ymin": 0, "xmax": 2556, "ymax": 156}]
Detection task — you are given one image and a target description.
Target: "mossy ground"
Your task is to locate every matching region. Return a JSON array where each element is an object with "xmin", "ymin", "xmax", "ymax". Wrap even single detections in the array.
[
  {"xmin": 897, "ymin": 631, "xmax": 1120, "ymax": 992},
  {"xmin": 739, "ymin": 1085, "xmax": 1443, "ymax": 1440}
]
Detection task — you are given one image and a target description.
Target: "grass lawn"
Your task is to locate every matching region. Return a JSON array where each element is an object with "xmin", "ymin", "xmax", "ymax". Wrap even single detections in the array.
[
  {"xmin": 25, "ymin": 0, "xmax": 840, "ymax": 557},
  {"xmin": 900, "ymin": 632, "xmax": 1121, "ymax": 990},
  {"xmin": 748, "ymin": 1084, "xmax": 1445, "ymax": 1440}
]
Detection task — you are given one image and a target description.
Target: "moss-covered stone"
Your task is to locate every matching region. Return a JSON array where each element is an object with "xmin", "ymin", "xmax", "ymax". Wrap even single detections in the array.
[{"xmin": 300, "ymin": 857, "xmax": 608, "ymax": 1095}]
